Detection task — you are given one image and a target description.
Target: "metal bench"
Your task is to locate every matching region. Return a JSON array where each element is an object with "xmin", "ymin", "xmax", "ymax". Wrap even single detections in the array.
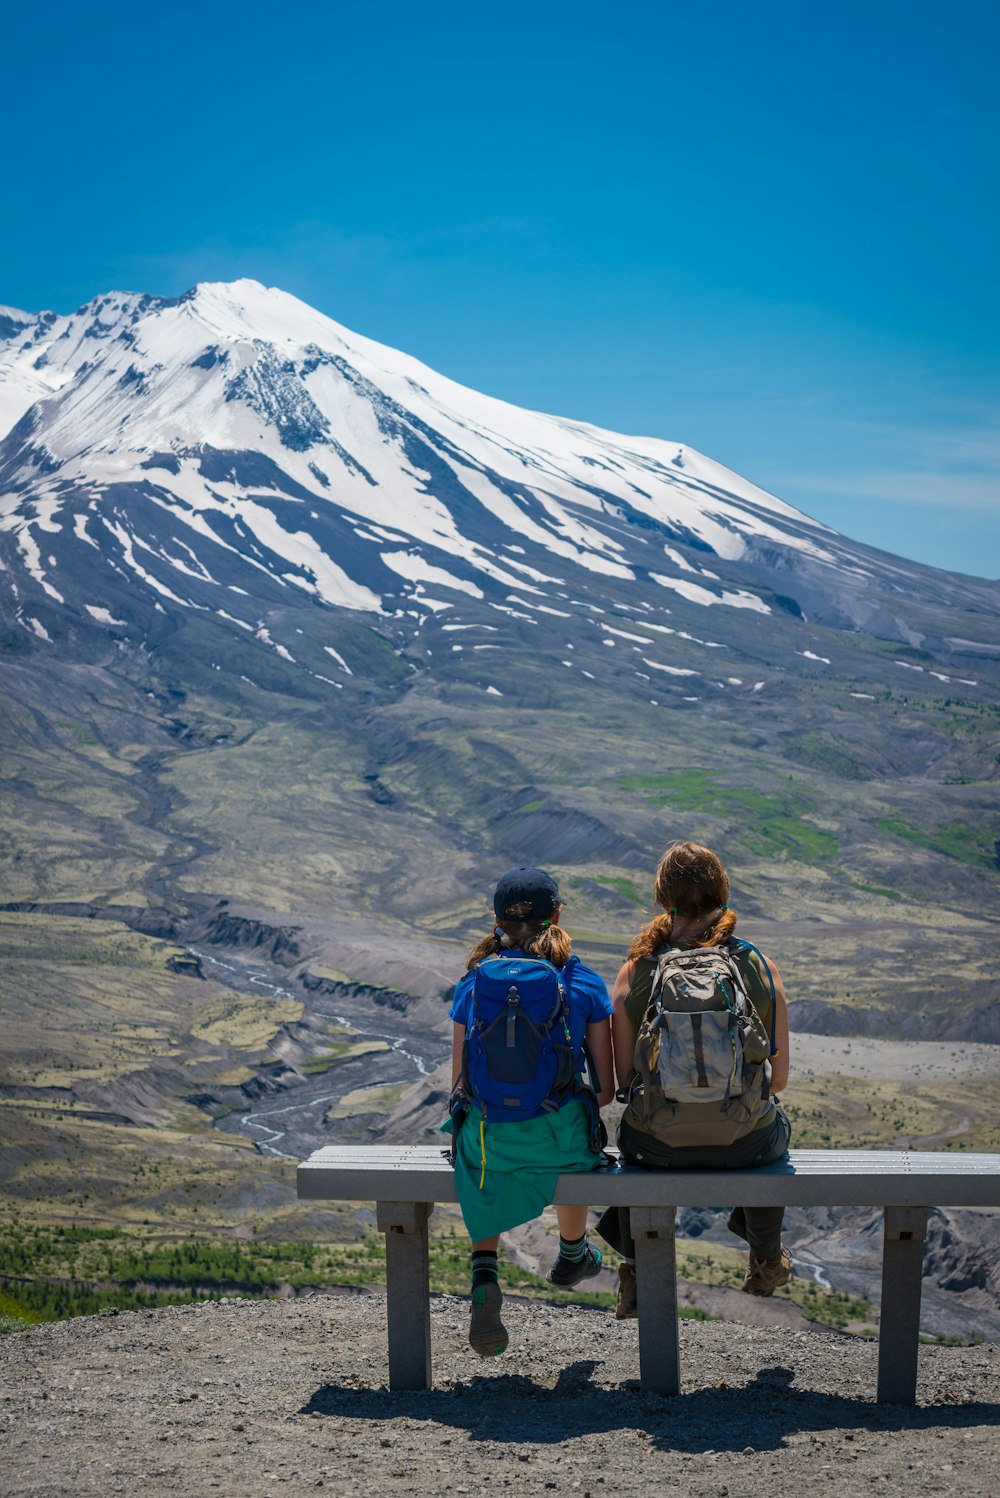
[{"xmin": 297, "ymin": 1145, "xmax": 999, "ymax": 1403}]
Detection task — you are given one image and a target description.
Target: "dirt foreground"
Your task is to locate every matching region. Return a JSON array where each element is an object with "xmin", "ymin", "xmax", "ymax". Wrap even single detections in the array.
[{"xmin": 2, "ymin": 1294, "xmax": 998, "ymax": 1497}]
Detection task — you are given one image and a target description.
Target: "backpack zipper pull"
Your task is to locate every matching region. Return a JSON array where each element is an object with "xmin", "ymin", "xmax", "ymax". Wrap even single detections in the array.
[{"xmin": 506, "ymin": 985, "xmax": 519, "ymax": 1047}]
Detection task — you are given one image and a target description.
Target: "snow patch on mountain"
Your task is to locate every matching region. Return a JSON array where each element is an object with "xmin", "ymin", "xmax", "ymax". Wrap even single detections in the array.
[
  {"xmin": 380, "ymin": 550, "xmax": 483, "ymax": 600},
  {"xmin": 651, "ymin": 573, "xmax": 771, "ymax": 613}
]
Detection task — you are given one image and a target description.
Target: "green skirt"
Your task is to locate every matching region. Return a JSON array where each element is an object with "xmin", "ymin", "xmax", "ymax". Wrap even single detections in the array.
[{"xmin": 444, "ymin": 1100, "xmax": 602, "ymax": 1242}]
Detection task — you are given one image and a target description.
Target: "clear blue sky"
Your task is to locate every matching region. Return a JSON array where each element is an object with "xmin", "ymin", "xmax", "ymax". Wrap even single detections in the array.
[{"xmin": 5, "ymin": 0, "xmax": 998, "ymax": 578}]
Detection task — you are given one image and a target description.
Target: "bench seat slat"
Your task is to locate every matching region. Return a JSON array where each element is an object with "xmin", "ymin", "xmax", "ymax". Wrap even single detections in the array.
[
  {"xmin": 300, "ymin": 1144, "xmax": 1000, "ymax": 1171},
  {"xmin": 297, "ymin": 1147, "xmax": 1000, "ymax": 1208}
]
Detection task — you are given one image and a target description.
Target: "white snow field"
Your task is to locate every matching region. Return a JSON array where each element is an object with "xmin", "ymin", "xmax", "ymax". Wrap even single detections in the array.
[{"xmin": 0, "ymin": 280, "xmax": 836, "ymax": 624}]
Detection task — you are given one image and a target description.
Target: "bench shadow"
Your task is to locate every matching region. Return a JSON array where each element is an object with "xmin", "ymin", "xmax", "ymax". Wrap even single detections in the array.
[{"xmin": 300, "ymin": 1362, "xmax": 999, "ymax": 1452}]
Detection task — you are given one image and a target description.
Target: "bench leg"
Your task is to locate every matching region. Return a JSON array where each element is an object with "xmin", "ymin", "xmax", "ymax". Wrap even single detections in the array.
[
  {"xmin": 630, "ymin": 1206, "xmax": 680, "ymax": 1395},
  {"xmin": 376, "ymin": 1200, "xmax": 434, "ymax": 1391},
  {"xmin": 877, "ymin": 1205, "xmax": 928, "ymax": 1405}
]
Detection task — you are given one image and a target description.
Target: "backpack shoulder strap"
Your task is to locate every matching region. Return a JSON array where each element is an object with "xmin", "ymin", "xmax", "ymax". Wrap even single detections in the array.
[{"xmin": 729, "ymin": 938, "xmax": 778, "ymax": 1057}]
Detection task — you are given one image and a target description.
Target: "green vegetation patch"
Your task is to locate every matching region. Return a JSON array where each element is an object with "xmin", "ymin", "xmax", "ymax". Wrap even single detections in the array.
[
  {"xmin": 0, "ymin": 1218, "xmax": 883, "ymax": 1339},
  {"xmin": 587, "ymin": 874, "xmax": 647, "ymax": 907},
  {"xmin": 190, "ymin": 993, "xmax": 303, "ymax": 1050},
  {"xmin": 618, "ymin": 769, "xmax": 838, "ymax": 863},
  {"xmin": 673, "ymin": 1238, "xmax": 874, "ymax": 1333},
  {"xmin": 787, "ymin": 732, "xmax": 868, "ymax": 782},
  {"xmin": 849, "ymin": 880, "xmax": 905, "ymax": 903},
  {"xmin": 874, "ymin": 813, "xmax": 998, "ymax": 870}
]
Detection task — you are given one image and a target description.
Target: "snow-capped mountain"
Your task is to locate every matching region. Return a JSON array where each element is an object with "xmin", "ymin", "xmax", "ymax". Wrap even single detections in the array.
[{"xmin": 0, "ymin": 279, "xmax": 996, "ymax": 700}]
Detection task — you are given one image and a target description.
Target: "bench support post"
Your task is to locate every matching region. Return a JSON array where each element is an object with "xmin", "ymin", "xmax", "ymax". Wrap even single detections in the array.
[
  {"xmin": 877, "ymin": 1205, "xmax": 928, "ymax": 1405},
  {"xmin": 630, "ymin": 1206, "xmax": 680, "ymax": 1395},
  {"xmin": 376, "ymin": 1200, "xmax": 434, "ymax": 1391}
]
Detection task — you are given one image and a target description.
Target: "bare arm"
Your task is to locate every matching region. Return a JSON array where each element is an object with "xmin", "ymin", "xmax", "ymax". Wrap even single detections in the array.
[
  {"xmin": 610, "ymin": 960, "xmax": 638, "ymax": 1093},
  {"xmin": 758, "ymin": 955, "xmax": 790, "ymax": 1093},
  {"xmin": 586, "ymin": 1018, "xmax": 614, "ymax": 1107}
]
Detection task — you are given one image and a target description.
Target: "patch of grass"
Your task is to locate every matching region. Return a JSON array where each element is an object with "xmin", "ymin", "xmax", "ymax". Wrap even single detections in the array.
[
  {"xmin": 191, "ymin": 994, "xmax": 303, "ymax": 1050},
  {"xmin": 743, "ymin": 817, "xmax": 837, "ymax": 862},
  {"xmin": 563, "ymin": 927, "xmax": 632, "ymax": 951},
  {"xmin": 849, "ymin": 880, "xmax": 905, "ymax": 903},
  {"xmin": 617, "ymin": 769, "xmax": 838, "ymax": 863},
  {"xmin": 874, "ymin": 814, "xmax": 997, "ymax": 870},
  {"xmin": 787, "ymin": 732, "xmax": 868, "ymax": 781},
  {"xmin": 588, "ymin": 874, "xmax": 647, "ymax": 907},
  {"xmin": 0, "ymin": 1286, "xmax": 41, "ymax": 1330},
  {"xmin": 780, "ymin": 1073, "xmax": 1000, "ymax": 1153},
  {"xmin": 325, "ymin": 1082, "xmax": 407, "ymax": 1119},
  {"xmin": 301, "ymin": 1049, "xmax": 346, "ymax": 1075},
  {"xmin": 619, "ymin": 769, "xmax": 717, "ymax": 800},
  {"xmin": 672, "ymin": 1238, "xmax": 875, "ymax": 1333}
]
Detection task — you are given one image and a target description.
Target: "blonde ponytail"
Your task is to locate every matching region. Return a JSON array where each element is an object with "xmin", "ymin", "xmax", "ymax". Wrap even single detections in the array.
[
  {"xmin": 465, "ymin": 928, "xmax": 503, "ymax": 970},
  {"xmin": 531, "ymin": 920, "xmax": 572, "ymax": 967}
]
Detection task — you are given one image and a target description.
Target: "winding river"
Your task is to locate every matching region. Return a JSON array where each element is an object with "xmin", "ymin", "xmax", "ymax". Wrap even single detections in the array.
[{"xmin": 192, "ymin": 946, "xmax": 447, "ymax": 1161}]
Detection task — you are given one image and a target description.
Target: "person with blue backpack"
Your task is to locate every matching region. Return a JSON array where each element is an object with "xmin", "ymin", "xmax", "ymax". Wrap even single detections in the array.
[{"xmin": 448, "ymin": 866, "xmax": 614, "ymax": 1357}]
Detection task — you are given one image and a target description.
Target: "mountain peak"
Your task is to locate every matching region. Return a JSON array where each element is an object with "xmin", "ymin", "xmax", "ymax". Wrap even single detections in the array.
[{"xmin": 0, "ymin": 279, "xmax": 995, "ymax": 708}]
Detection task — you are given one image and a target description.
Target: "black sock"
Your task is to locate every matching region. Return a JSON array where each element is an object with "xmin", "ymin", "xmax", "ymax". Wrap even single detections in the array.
[{"xmin": 471, "ymin": 1250, "xmax": 499, "ymax": 1290}]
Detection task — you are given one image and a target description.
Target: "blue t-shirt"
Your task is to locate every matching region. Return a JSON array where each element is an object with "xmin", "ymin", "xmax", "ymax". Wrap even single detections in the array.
[{"xmin": 449, "ymin": 951, "xmax": 612, "ymax": 1067}]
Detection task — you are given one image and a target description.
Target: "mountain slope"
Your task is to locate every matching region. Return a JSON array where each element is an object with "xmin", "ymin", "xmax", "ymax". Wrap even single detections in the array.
[
  {"xmin": 2, "ymin": 278, "xmax": 995, "ymax": 675},
  {"xmin": 0, "ymin": 277, "xmax": 997, "ymax": 955}
]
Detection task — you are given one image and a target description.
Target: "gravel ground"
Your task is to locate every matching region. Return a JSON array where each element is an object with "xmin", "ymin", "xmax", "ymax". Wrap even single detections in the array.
[{"xmin": 2, "ymin": 1294, "xmax": 998, "ymax": 1497}]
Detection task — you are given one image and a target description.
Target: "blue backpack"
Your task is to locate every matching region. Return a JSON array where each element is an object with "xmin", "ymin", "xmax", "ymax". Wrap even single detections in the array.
[{"xmin": 461, "ymin": 955, "xmax": 583, "ymax": 1121}]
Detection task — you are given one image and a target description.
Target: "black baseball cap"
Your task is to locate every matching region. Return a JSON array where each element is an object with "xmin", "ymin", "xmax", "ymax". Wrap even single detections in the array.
[{"xmin": 492, "ymin": 866, "xmax": 561, "ymax": 920}]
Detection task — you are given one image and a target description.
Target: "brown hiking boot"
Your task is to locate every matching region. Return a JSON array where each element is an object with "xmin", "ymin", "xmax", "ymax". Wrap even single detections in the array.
[
  {"xmin": 742, "ymin": 1245, "xmax": 792, "ymax": 1297},
  {"xmin": 615, "ymin": 1262, "xmax": 638, "ymax": 1320}
]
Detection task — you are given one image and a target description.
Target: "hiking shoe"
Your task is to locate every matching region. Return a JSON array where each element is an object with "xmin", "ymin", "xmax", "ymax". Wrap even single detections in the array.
[
  {"xmin": 615, "ymin": 1262, "xmax": 638, "ymax": 1320},
  {"xmin": 469, "ymin": 1281, "xmax": 508, "ymax": 1357},
  {"xmin": 742, "ymin": 1246, "xmax": 792, "ymax": 1297},
  {"xmin": 546, "ymin": 1243, "xmax": 603, "ymax": 1289}
]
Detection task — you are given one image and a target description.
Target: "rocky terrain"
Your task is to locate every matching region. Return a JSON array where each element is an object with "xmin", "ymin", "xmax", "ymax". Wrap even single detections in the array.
[{"xmin": 2, "ymin": 1296, "xmax": 999, "ymax": 1497}]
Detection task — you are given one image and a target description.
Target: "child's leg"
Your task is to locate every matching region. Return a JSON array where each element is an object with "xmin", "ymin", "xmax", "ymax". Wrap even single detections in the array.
[
  {"xmin": 468, "ymin": 1234, "xmax": 507, "ymax": 1358},
  {"xmin": 548, "ymin": 1206, "xmax": 603, "ymax": 1287},
  {"xmin": 554, "ymin": 1206, "xmax": 587, "ymax": 1241}
]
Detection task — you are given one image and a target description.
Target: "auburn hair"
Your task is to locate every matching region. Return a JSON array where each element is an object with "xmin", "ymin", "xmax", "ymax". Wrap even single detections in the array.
[
  {"xmin": 627, "ymin": 841, "xmax": 737, "ymax": 961},
  {"xmin": 466, "ymin": 901, "xmax": 572, "ymax": 971}
]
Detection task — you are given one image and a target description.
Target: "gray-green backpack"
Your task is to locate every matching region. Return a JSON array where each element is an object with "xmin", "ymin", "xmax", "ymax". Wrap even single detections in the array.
[{"xmin": 630, "ymin": 939, "xmax": 776, "ymax": 1147}]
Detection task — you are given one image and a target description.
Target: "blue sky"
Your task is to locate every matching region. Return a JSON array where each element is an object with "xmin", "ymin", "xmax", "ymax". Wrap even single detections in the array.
[{"xmin": 5, "ymin": 0, "xmax": 998, "ymax": 577}]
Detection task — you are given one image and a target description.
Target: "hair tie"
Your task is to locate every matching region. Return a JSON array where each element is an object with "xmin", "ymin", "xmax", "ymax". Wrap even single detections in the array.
[
  {"xmin": 539, "ymin": 919, "xmax": 551, "ymax": 929},
  {"xmin": 720, "ymin": 904, "xmax": 728, "ymax": 912},
  {"xmin": 668, "ymin": 906, "xmax": 677, "ymax": 915}
]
